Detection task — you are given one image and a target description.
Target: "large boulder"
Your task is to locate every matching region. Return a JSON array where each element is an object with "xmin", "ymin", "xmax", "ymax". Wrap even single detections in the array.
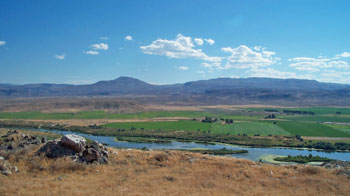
[
  {"xmin": 37, "ymin": 140, "xmax": 77, "ymax": 159},
  {"xmin": 60, "ymin": 134, "xmax": 86, "ymax": 153},
  {"xmin": 82, "ymin": 141, "xmax": 109, "ymax": 164},
  {"xmin": 37, "ymin": 135, "xmax": 109, "ymax": 164}
]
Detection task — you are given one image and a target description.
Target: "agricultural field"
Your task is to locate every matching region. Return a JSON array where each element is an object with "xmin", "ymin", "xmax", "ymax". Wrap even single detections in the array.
[
  {"xmin": 103, "ymin": 120, "xmax": 212, "ymax": 132},
  {"xmin": 0, "ymin": 110, "xmax": 264, "ymax": 121},
  {"xmin": 103, "ymin": 120, "xmax": 350, "ymax": 138},
  {"xmin": 103, "ymin": 120, "xmax": 291, "ymax": 136},
  {"xmin": 276, "ymin": 121, "xmax": 350, "ymax": 137},
  {"xmin": 0, "ymin": 110, "xmax": 212, "ymax": 120},
  {"xmin": 1, "ymin": 107, "xmax": 350, "ymax": 138}
]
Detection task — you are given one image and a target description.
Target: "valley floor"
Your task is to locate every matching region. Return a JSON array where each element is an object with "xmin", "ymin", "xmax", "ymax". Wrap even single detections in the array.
[{"xmin": 1, "ymin": 148, "xmax": 349, "ymax": 196}]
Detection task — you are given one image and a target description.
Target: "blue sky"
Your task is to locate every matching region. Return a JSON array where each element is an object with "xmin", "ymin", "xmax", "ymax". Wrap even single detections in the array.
[{"xmin": 1, "ymin": 0, "xmax": 350, "ymax": 84}]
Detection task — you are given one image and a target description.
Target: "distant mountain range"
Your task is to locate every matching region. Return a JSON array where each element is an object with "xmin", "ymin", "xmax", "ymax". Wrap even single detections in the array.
[{"xmin": 1, "ymin": 77, "xmax": 350, "ymax": 105}]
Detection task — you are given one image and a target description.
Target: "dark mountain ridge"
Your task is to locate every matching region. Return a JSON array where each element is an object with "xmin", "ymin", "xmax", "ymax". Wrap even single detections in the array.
[{"xmin": 1, "ymin": 77, "xmax": 350, "ymax": 105}]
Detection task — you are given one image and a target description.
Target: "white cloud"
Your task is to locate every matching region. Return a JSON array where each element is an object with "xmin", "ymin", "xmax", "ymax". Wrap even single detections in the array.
[
  {"xmin": 54, "ymin": 54, "xmax": 65, "ymax": 60},
  {"xmin": 177, "ymin": 66, "xmax": 189, "ymax": 70},
  {"xmin": 0, "ymin": 40, "xmax": 6, "ymax": 46},
  {"xmin": 125, "ymin": 35, "xmax": 133, "ymax": 41},
  {"xmin": 221, "ymin": 45, "xmax": 279, "ymax": 69},
  {"xmin": 140, "ymin": 34, "xmax": 221, "ymax": 62},
  {"xmin": 204, "ymin": 39, "xmax": 215, "ymax": 45},
  {"xmin": 336, "ymin": 52, "xmax": 350, "ymax": 58},
  {"xmin": 89, "ymin": 43, "xmax": 108, "ymax": 50},
  {"xmin": 320, "ymin": 70, "xmax": 350, "ymax": 84},
  {"xmin": 194, "ymin": 38, "xmax": 204, "ymax": 46},
  {"xmin": 100, "ymin": 37, "xmax": 109, "ymax": 40},
  {"xmin": 84, "ymin": 50, "xmax": 99, "ymax": 55},
  {"xmin": 289, "ymin": 56, "xmax": 349, "ymax": 72},
  {"xmin": 247, "ymin": 68, "xmax": 313, "ymax": 79},
  {"xmin": 201, "ymin": 62, "xmax": 221, "ymax": 70}
]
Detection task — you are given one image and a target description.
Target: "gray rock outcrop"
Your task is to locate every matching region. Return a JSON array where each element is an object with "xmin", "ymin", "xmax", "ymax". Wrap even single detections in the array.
[
  {"xmin": 60, "ymin": 134, "xmax": 86, "ymax": 153},
  {"xmin": 0, "ymin": 130, "xmax": 45, "ymax": 151},
  {"xmin": 37, "ymin": 134, "xmax": 108, "ymax": 164}
]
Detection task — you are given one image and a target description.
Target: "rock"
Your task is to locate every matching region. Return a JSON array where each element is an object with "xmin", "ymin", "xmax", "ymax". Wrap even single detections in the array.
[
  {"xmin": 0, "ymin": 130, "xmax": 47, "ymax": 151},
  {"xmin": 37, "ymin": 134, "xmax": 108, "ymax": 164},
  {"xmin": 0, "ymin": 159, "xmax": 16, "ymax": 176},
  {"xmin": 83, "ymin": 148, "xmax": 100, "ymax": 163},
  {"xmin": 37, "ymin": 140, "xmax": 76, "ymax": 158},
  {"xmin": 12, "ymin": 166, "xmax": 19, "ymax": 173},
  {"xmin": 60, "ymin": 134, "xmax": 86, "ymax": 153},
  {"xmin": 82, "ymin": 141, "xmax": 109, "ymax": 164}
]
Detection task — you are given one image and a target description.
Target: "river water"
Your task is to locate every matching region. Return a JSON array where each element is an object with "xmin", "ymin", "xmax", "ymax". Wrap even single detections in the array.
[{"xmin": 34, "ymin": 128, "xmax": 350, "ymax": 162}]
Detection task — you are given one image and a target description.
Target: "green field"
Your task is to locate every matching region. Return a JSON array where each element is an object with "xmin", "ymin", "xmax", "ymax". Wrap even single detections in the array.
[
  {"xmin": 276, "ymin": 121, "xmax": 350, "ymax": 137},
  {"xmin": 0, "ymin": 111, "xmax": 212, "ymax": 120},
  {"xmin": 103, "ymin": 120, "xmax": 291, "ymax": 136},
  {"xmin": 103, "ymin": 120, "xmax": 212, "ymax": 132},
  {"xmin": 0, "ymin": 110, "xmax": 266, "ymax": 121},
  {"xmin": 324, "ymin": 124, "xmax": 350, "ymax": 135},
  {"xmin": 279, "ymin": 115, "xmax": 350, "ymax": 123},
  {"xmin": 210, "ymin": 122, "xmax": 291, "ymax": 136},
  {"xmin": 1, "ymin": 107, "xmax": 350, "ymax": 138},
  {"xmin": 103, "ymin": 119, "xmax": 350, "ymax": 138}
]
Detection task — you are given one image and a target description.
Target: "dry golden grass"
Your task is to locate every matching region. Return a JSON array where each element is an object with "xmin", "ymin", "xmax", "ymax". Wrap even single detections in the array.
[{"xmin": 1, "ymin": 147, "xmax": 349, "ymax": 196}]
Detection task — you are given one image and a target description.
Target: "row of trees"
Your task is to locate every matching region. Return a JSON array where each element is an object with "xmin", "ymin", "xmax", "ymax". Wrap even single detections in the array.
[{"xmin": 283, "ymin": 110, "xmax": 315, "ymax": 115}]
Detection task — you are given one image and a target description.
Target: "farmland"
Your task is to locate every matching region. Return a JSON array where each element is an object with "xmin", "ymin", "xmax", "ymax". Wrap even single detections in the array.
[
  {"xmin": 1, "ymin": 107, "xmax": 350, "ymax": 139},
  {"xmin": 103, "ymin": 121, "xmax": 293, "ymax": 136}
]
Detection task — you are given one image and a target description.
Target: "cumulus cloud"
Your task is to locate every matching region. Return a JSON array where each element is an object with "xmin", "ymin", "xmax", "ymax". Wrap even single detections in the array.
[
  {"xmin": 201, "ymin": 62, "xmax": 221, "ymax": 70},
  {"xmin": 100, "ymin": 37, "xmax": 109, "ymax": 40},
  {"xmin": 84, "ymin": 50, "xmax": 99, "ymax": 55},
  {"xmin": 125, "ymin": 35, "xmax": 133, "ymax": 41},
  {"xmin": 221, "ymin": 45, "xmax": 279, "ymax": 69},
  {"xmin": 0, "ymin": 40, "xmax": 6, "ymax": 46},
  {"xmin": 194, "ymin": 38, "xmax": 204, "ymax": 46},
  {"xmin": 320, "ymin": 70, "xmax": 350, "ymax": 84},
  {"xmin": 336, "ymin": 52, "xmax": 350, "ymax": 58},
  {"xmin": 84, "ymin": 42, "xmax": 108, "ymax": 55},
  {"xmin": 140, "ymin": 34, "xmax": 221, "ymax": 62},
  {"xmin": 289, "ymin": 56, "xmax": 349, "ymax": 72},
  {"xmin": 54, "ymin": 54, "xmax": 65, "ymax": 60},
  {"xmin": 177, "ymin": 66, "xmax": 189, "ymax": 70},
  {"xmin": 90, "ymin": 43, "xmax": 108, "ymax": 50},
  {"xmin": 204, "ymin": 39, "xmax": 215, "ymax": 45},
  {"xmin": 247, "ymin": 68, "xmax": 313, "ymax": 79}
]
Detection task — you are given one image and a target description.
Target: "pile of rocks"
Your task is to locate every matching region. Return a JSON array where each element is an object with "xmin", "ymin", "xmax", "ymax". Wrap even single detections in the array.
[
  {"xmin": 37, "ymin": 134, "xmax": 109, "ymax": 164},
  {"xmin": 0, "ymin": 130, "xmax": 46, "ymax": 151},
  {"xmin": 322, "ymin": 160, "xmax": 350, "ymax": 177},
  {"xmin": 0, "ymin": 156, "xmax": 18, "ymax": 176}
]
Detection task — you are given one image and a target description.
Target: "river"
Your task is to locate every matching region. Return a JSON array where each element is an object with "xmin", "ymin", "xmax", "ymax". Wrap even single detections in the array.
[{"xmin": 33, "ymin": 128, "xmax": 350, "ymax": 162}]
